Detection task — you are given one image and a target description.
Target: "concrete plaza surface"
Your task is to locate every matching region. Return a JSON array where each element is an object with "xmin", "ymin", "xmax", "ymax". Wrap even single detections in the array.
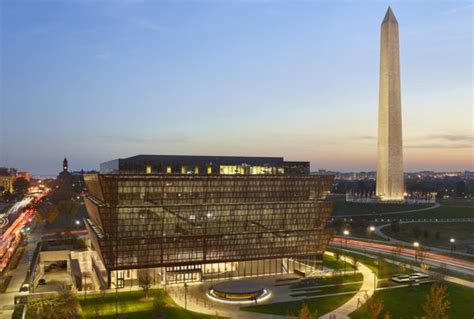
[{"xmin": 168, "ymin": 257, "xmax": 375, "ymax": 319}]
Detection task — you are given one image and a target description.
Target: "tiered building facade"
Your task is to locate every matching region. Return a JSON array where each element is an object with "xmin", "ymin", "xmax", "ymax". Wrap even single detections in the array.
[{"xmin": 84, "ymin": 155, "xmax": 334, "ymax": 287}]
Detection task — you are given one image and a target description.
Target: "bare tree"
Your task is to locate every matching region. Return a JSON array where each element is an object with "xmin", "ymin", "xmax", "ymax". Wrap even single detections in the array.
[
  {"xmin": 364, "ymin": 293, "xmax": 384, "ymax": 319},
  {"xmin": 138, "ymin": 269, "xmax": 154, "ymax": 299},
  {"xmin": 422, "ymin": 283, "xmax": 450, "ymax": 319}
]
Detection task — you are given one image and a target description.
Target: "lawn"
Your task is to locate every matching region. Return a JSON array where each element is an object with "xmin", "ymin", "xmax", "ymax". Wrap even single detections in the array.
[
  {"xmin": 350, "ymin": 282, "xmax": 474, "ymax": 319},
  {"xmin": 330, "ymin": 198, "xmax": 474, "ymax": 219},
  {"xmin": 327, "ymin": 248, "xmax": 409, "ymax": 283},
  {"xmin": 80, "ymin": 289, "xmax": 218, "ymax": 319},
  {"xmin": 241, "ymin": 293, "xmax": 355, "ymax": 317},
  {"xmin": 381, "ymin": 222, "xmax": 474, "ymax": 251},
  {"xmin": 331, "ymin": 201, "xmax": 428, "ymax": 217},
  {"xmin": 323, "ymin": 253, "xmax": 355, "ymax": 270},
  {"xmin": 387, "ymin": 204, "xmax": 474, "ymax": 220}
]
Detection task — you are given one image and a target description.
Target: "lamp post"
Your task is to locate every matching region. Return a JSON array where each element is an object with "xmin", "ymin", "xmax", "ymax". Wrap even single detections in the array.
[
  {"xmin": 343, "ymin": 230, "xmax": 350, "ymax": 249},
  {"xmin": 413, "ymin": 242, "xmax": 419, "ymax": 263},
  {"xmin": 450, "ymin": 238, "xmax": 455, "ymax": 253},
  {"xmin": 184, "ymin": 282, "xmax": 188, "ymax": 310}
]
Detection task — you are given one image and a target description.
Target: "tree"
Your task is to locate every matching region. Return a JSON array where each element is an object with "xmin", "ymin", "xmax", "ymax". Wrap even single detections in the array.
[
  {"xmin": 152, "ymin": 296, "xmax": 166, "ymax": 319},
  {"xmin": 420, "ymin": 263, "xmax": 430, "ymax": 273},
  {"xmin": 13, "ymin": 177, "xmax": 30, "ymax": 195},
  {"xmin": 297, "ymin": 303, "xmax": 317, "ymax": 319},
  {"xmin": 422, "ymin": 283, "xmax": 450, "ymax": 319},
  {"xmin": 364, "ymin": 293, "xmax": 384, "ymax": 319},
  {"xmin": 398, "ymin": 262, "xmax": 406, "ymax": 273},
  {"xmin": 138, "ymin": 269, "xmax": 154, "ymax": 299},
  {"xmin": 26, "ymin": 285, "xmax": 79, "ymax": 319}
]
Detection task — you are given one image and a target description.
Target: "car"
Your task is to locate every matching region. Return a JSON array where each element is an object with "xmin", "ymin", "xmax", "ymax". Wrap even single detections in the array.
[
  {"xmin": 38, "ymin": 279, "xmax": 46, "ymax": 285},
  {"xmin": 20, "ymin": 284, "xmax": 30, "ymax": 292}
]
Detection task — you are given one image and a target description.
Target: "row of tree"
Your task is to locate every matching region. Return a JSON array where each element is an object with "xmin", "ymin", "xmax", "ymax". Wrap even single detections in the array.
[{"xmin": 332, "ymin": 177, "xmax": 472, "ymax": 198}]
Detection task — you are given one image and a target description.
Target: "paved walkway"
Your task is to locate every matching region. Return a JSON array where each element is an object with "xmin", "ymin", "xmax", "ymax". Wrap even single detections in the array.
[
  {"xmin": 167, "ymin": 255, "xmax": 375, "ymax": 319},
  {"xmin": 320, "ymin": 257, "xmax": 375, "ymax": 319}
]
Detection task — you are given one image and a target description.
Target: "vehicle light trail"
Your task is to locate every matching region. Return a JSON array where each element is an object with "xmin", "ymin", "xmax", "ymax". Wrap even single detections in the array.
[{"xmin": 330, "ymin": 237, "xmax": 474, "ymax": 271}]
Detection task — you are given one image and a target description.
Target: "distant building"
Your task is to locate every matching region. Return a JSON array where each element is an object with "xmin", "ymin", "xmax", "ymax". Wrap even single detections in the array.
[
  {"xmin": 57, "ymin": 158, "xmax": 73, "ymax": 189},
  {"xmin": 16, "ymin": 172, "xmax": 31, "ymax": 182},
  {"xmin": 84, "ymin": 154, "xmax": 334, "ymax": 288},
  {"xmin": 0, "ymin": 169, "xmax": 15, "ymax": 193}
]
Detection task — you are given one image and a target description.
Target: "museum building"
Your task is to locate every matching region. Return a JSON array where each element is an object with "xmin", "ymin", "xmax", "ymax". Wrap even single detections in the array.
[{"xmin": 83, "ymin": 155, "xmax": 334, "ymax": 288}]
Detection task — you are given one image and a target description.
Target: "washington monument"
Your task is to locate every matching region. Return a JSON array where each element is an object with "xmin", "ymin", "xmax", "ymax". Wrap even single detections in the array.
[{"xmin": 376, "ymin": 7, "xmax": 404, "ymax": 201}]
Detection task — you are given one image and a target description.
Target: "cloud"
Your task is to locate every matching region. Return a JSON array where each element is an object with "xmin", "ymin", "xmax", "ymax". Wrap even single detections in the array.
[
  {"xmin": 425, "ymin": 134, "xmax": 473, "ymax": 142},
  {"xmin": 353, "ymin": 135, "xmax": 376, "ymax": 140},
  {"xmin": 445, "ymin": 3, "xmax": 474, "ymax": 14},
  {"xmin": 405, "ymin": 143, "xmax": 472, "ymax": 149}
]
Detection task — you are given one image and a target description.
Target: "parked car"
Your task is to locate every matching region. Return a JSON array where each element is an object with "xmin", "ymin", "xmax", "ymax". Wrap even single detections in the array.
[{"xmin": 38, "ymin": 279, "xmax": 46, "ymax": 285}]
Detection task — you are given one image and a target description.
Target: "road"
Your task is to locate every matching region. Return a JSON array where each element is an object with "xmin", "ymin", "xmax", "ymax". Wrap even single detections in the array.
[{"xmin": 330, "ymin": 237, "xmax": 474, "ymax": 279}]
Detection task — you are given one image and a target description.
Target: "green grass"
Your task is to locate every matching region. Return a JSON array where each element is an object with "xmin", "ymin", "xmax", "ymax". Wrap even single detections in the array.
[
  {"xmin": 331, "ymin": 201, "xmax": 427, "ymax": 217},
  {"xmin": 241, "ymin": 293, "xmax": 355, "ymax": 317},
  {"xmin": 327, "ymin": 248, "xmax": 409, "ymax": 282},
  {"xmin": 330, "ymin": 198, "xmax": 474, "ymax": 219},
  {"xmin": 350, "ymin": 282, "xmax": 474, "ymax": 319},
  {"xmin": 387, "ymin": 204, "xmax": 474, "ymax": 219},
  {"xmin": 381, "ymin": 222, "xmax": 474, "ymax": 251},
  {"xmin": 323, "ymin": 253, "xmax": 356, "ymax": 270},
  {"xmin": 80, "ymin": 289, "xmax": 218, "ymax": 319}
]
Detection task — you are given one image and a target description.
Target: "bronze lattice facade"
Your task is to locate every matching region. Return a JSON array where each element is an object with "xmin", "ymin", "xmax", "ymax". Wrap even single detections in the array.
[{"xmin": 84, "ymin": 156, "xmax": 334, "ymax": 286}]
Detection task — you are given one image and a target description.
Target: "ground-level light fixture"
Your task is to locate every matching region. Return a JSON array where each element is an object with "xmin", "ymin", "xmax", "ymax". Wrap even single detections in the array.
[{"xmin": 75, "ymin": 220, "xmax": 81, "ymax": 225}]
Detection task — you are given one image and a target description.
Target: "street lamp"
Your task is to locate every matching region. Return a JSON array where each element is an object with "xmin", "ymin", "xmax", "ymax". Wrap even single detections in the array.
[
  {"xmin": 368, "ymin": 226, "xmax": 375, "ymax": 242},
  {"xmin": 450, "ymin": 238, "xmax": 455, "ymax": 253},
  {"xmin": 413, "ymin": 242, "xmax": 419, "ymax": 262},
  {"xmin": 184, "ymin": 283, "xmax": 188, "ymax": 310},
  {"xmin": 75, "ymin": 220, "xmax": 80, "ymax": 225},
  {"xmin": 343, "ymin": 230, "xmax": 350, "ymax": 249}
]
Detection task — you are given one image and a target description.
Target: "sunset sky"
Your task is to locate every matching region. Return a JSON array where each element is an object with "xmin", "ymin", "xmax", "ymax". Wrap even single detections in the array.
[{"xmin": 1, "ymin": 1, "xmax": 472, "ymax": 174}]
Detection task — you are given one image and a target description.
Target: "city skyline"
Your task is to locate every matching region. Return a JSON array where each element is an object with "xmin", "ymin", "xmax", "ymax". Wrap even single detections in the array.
[{"xmin": 1, "ymin": 1, "xmax": 472, "ymax": 174}]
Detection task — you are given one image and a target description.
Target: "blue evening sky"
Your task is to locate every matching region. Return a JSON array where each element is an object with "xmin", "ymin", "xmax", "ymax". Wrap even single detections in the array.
[{"xmin": 1, "ymin": 0, "xmax": 472, "ymax": 174}]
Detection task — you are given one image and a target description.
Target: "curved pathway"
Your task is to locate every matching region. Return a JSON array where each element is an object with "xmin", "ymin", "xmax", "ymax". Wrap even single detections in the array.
[
  {"xmin": 320, "ymin": 258, "xmax": 375, "ymax": 319},
  {"xmin": 168, "ymin": 256, "xmax": 375, "ymax": 319}
]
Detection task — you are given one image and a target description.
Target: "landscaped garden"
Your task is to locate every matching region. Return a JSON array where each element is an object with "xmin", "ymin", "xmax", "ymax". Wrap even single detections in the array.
[
  {"xmin": 80, "ymin": 289, "xmax": 218, "ymax": 319},
  {"xmin": 350, "ymin": 281, "xmax": 474, "ymax": 319},
  {"xmin": 241, "ymin": 272, "xmax": 363, "ymax": 317}
]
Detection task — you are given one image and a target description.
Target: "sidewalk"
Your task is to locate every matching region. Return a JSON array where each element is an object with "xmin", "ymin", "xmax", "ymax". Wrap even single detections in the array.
[
  {"xmin": 0, "ymin": 224, "xmax": 43, "ymax": 319},
  {"xmin": 320, "ymin": 258, "xmax": 375, "ymax": 319}
]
